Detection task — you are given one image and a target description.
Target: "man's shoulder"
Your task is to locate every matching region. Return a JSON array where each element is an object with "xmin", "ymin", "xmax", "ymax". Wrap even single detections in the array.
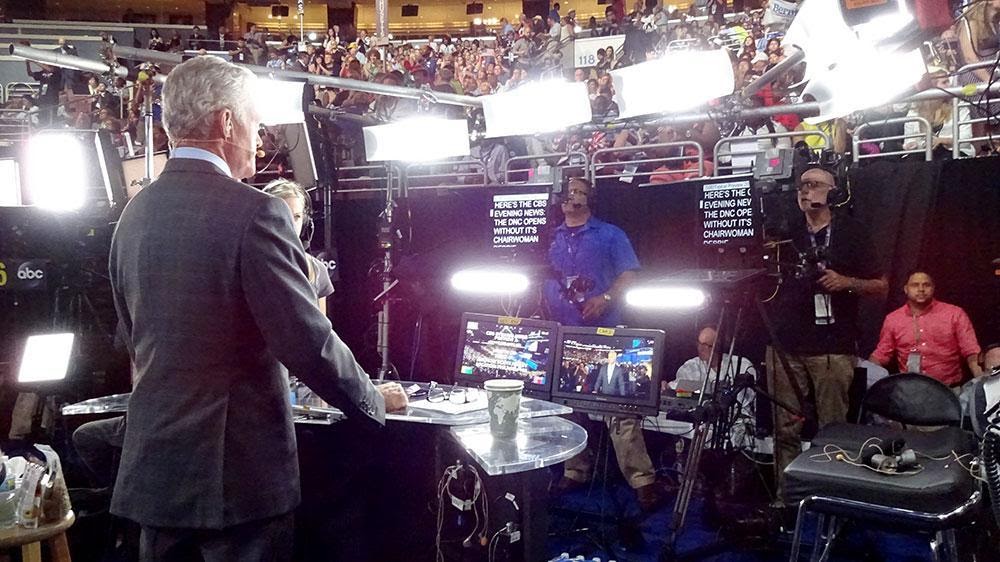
[
  {"xmin": 131, "ymin": 162, "xmax": 272, "ymax": 217},
  {"xmin": 884, "ymin": 304, "xmax": 910, "ymax": 322},
  {"xmin": 932, "ymin": 300, "xmax": 968, "ymax": 317},
  {"xmin": 832, "ymin": 212, "xmax": 870, "ymax": 235},
  {"xmin": 588, "ymin": 217, "xmax": 625, "ymax": 236},
  {"xmin": 678, "ymin": 357, "xmax": 699, "ymax": 369}
]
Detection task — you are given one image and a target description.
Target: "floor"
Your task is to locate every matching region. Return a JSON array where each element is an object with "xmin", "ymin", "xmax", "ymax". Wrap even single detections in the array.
[{"xmin": 544, "ymin": 467, "xmax": 938, "ymax": 562}]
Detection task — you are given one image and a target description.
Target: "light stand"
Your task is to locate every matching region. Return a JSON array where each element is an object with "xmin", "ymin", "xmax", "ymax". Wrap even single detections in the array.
[
  {"xmin": 375, "ymin": 182, "xmax": 395, "ymax": 382},
  {"xmin": 142, "ymin": 85, "xmax": 155, "ymax": 188},
  {"xmin": 297, "ymin": 0, "xmax": 305, "ymax": 48}
]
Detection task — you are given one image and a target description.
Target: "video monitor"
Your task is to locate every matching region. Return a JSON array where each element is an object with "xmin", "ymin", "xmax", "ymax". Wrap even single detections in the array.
[
  {"xmin": 552, "ymin": 326, "xmax": 665, "ymax": 417},
  {"xmin": 454, "ymin": 312, "xmax": 558, "ymax": 399}
]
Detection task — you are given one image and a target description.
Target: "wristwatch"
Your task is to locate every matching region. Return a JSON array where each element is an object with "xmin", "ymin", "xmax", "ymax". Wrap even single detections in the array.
[{"xmin": 602, "ymin": 293, "xmax": 612, "ymax": 302}]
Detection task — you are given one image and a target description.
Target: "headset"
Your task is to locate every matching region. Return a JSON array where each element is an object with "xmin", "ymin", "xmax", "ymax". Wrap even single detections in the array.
[
  {"xmin": 796, "ymin": 147, "xmax": 851, "ymax": 209},
  {"xmin": 559, "ymin": 175, "xmax": 595, "ymax": 212},
  {"xmin": 862, "ymin": 438, "xmax": 919, "ymax": 473},
  {"xmin": 262, "ymin": 178, "xmax": 314, "ymax": 246}
]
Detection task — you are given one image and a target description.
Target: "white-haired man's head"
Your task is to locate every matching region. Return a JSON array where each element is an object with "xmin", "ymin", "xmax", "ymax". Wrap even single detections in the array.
[{"xmin": 162, "ymin": 55, "xmax": 260, "ymax": 179}]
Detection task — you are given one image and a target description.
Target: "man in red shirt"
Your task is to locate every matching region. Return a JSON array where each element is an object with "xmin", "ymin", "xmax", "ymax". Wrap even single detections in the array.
[{"xmin": 870, "ymin": 270, "xmax": 983, "ymax": 387}]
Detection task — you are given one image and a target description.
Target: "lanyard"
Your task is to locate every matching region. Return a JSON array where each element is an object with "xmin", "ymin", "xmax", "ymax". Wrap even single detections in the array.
[
  {"xmin": 808, "ymin": 222, "xmax": 832, "ymax": 250},
  {"xmin": 562, "ymin": 225, "xmax": 587, "ymax": 276}
]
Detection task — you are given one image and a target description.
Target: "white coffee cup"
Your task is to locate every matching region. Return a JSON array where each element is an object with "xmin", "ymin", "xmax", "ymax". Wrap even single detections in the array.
[{"xmin": 484, "ymin": 379, "xmax": 523, "ymax": 438}]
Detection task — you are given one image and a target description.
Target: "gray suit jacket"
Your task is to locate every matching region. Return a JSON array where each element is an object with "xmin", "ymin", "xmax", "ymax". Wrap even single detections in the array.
[
  {"xmin": 593, "ymin": 364, "xmax": 626, "ymax": 396},
  {"xmin": 109, "ymin": 158, "xmax": 385, "ymax": 529}
]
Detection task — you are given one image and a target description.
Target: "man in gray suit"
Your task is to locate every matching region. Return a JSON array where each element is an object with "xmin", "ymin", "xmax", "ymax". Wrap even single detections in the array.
[
  {"xmin": 108, "ymin": 55, "xmax": 407, "ymax": 561},
  {"xmin": 592, "ymin": 350, "xmax": 627, "ymax": 396}
]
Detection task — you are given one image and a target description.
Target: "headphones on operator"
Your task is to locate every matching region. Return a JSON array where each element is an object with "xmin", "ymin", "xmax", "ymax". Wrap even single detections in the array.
[
  {"xmin": 560, "ymin": 176, "xmax": 595, "ymax": 211},
  {"xmin": 796, "ymin": 147, "xmax": 851, "ymax": 209},
  {"xmin": 263, "ymin": 179, "xmax": 314, "ymax": 246}
]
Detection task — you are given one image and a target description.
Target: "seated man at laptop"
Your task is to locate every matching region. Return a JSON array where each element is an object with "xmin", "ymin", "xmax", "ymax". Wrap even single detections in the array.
[
  {"xmin": 673, "ymin": 326, "xmax": 755, "ymax": 395},
  {"xmin": 672, "ymin": 326, "xmax": 756, "ymax": 447},
  {"xmin": 668, "ymin": 326, "xmax": 757, "ymax": 434}
]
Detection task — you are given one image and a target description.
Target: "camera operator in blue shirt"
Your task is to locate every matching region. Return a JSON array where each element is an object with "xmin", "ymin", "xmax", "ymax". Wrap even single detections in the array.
[
  {"xmin": 544, "ymin": 177, "xmax": 667, "ymax": 512},
  {"xmin": 543, "ymin": 178, "xmax": 639, "ymax": 326}
]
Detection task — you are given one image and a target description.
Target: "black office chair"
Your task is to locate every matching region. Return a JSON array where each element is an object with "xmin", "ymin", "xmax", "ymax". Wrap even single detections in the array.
[
  {"xmin": 783, "ymin": 374, "xmax": 981, "ymax": 562},
  {"xmin": 970, "ymin": 371, "xmax": 1000, "ymax": 530}
]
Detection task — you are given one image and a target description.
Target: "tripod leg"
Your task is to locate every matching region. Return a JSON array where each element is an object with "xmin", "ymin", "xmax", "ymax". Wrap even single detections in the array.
[{"xmin": 671, "ymin": 422, "xmax": 709, "ymax": 533}]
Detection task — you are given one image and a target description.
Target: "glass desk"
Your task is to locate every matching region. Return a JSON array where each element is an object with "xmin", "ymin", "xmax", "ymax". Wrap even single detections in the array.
[
  {"xmin": 449, "ymin": 416, "xmax": 587, "ymax": 476},
  {"xmin": 61, "ymin": 390, "xmax": 571, "ymax": 427},
  {"xmin": 292, "ymin": 381, "xmax": 572, "ymax": 426},
  {"xmin": 61, "ymin": 393, "xmax": 130, "ymax": 416}
]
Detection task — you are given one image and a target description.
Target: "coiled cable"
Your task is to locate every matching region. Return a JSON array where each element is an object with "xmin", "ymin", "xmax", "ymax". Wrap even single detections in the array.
[{"xmin": 982, "ymin": 430, "xmax": 1000, "ymax": 526}]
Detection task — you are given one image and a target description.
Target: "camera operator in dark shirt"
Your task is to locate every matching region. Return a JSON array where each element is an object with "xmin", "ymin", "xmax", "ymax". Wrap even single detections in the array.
[{"xmin": 766, "ymin": 166, "xmax": 887, "ymax": 501}]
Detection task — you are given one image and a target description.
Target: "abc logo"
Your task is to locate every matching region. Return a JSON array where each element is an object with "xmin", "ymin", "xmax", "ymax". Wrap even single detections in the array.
[
  {"xmin": 319, "ymin": 259, "xmax": 337, "ymax": 271},
  {"xmin": 17, "ymin": 262, "xmax": 45, "ymax": 281}
]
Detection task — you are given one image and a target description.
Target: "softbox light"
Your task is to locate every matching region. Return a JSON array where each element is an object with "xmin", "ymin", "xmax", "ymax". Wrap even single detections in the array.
[
  {"xmin": 786, "ymin": 0, "xmax": 929, "ymax": 123},
  {"xmin": 625, "ymin": 285, "xmax": 707, "ymax": 310},
  {"xmin": 800, "ymin": 45, "xmax": 926, "ymax": 125},
  {"xmin": 255, "ymin": 78, "xmax": 306, "ymax": 126},
  {"xmin": 22, "ymin": 130, "xmax": 123, "ymax": 213},
  {"xmin": 363, "ymin": 117, "xmax": 471, "ymax": 162},
  {"xmin": 18, "ymin": 333, "xmax": 75, "ymax": 383},
  {"xmin": 481, "ymin": 80, "xmax": 592, "ymax": 138},
  {"xmin": 0, "ymin": 158, "xmax": 21, "ymax": 206},
  {"xmin": 610, "ymin": 49, "xmax": 734, "ymax": 119},
  {"xmin": 450, "ymin": 268, "xmax": 530, "ymax": 295}
]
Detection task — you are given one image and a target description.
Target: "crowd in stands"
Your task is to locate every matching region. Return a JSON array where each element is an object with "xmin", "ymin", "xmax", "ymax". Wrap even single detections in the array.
[{"xmin": 5, "ymin": 0, "xmax": 999, "ymax": 178}]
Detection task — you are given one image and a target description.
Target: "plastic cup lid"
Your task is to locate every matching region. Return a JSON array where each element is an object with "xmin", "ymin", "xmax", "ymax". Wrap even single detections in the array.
[{"xmin": 483, "ymin": 379, "xmax": 524, "ymax": 391}]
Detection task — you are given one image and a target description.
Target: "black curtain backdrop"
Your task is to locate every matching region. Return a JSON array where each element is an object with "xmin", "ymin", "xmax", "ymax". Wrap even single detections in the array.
[
  {"xmin": 916, "ymin": 159, "xmax": 1000, "ymax": 345},
  {"xmin": 319, "ymin": 157, "xmax": 1000, "ymax": 383}
]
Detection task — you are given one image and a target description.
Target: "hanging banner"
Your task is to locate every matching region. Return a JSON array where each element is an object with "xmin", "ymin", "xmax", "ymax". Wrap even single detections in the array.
[
  {"xmin": 375, "ymin": 0, "xmax": 389, "ymax": 39},
  {"xmin": 572, "ymin": 34, "xmax": 626, "ymax": 68},
  {"xmin": 762, "ymin": 0, "xmax": 800, "ymax": 27}
]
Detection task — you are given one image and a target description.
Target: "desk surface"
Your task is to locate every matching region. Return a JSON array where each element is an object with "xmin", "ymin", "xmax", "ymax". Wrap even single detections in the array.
[
  {"xmin": 292, "ymin": 381, "xmax": 573, "ymax": 426},
  {"xmin": 450, "ymin": 416, "xmax": 587, "ymax": 476},
  {"xmin": 61, "ymin": 387, "xmax": 572, "ymax": 427},
  {"xmin": 395, "ymin": 395, "xmax": 572, "ymax": 426},
  {"xmin": 61, "ymin": 388, "xmax": 583, "ymax": 476},
  {"xmin": 61, "ymin": 393, "xmax": 130, "ymax": 416}
]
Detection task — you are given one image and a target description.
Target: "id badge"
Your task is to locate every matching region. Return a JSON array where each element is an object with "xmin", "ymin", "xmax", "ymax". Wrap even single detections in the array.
[
  {"xmin": 814, "ymin": 293, "xmax": 834, "ymax": 325},
  {"xmin": 906, "ymin": 352, "xmax": 922, "ymax": 373}
]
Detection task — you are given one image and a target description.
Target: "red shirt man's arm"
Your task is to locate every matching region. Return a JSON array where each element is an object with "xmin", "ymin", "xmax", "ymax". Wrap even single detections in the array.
[{"xmin": 954, "ymin": 308, "xmax": 983, "ymax": 376}]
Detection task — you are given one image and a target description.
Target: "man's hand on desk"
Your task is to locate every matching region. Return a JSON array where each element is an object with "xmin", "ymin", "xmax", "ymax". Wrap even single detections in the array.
[{"xmin": 378, "ymin": 382, "xmax": 409, "ymax": 412}]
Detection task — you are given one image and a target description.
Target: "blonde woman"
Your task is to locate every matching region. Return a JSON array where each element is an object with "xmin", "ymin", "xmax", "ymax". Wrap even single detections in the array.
[{"xmin": 263, "ymin": 179, "xmax": 334, "ymax": 314}]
